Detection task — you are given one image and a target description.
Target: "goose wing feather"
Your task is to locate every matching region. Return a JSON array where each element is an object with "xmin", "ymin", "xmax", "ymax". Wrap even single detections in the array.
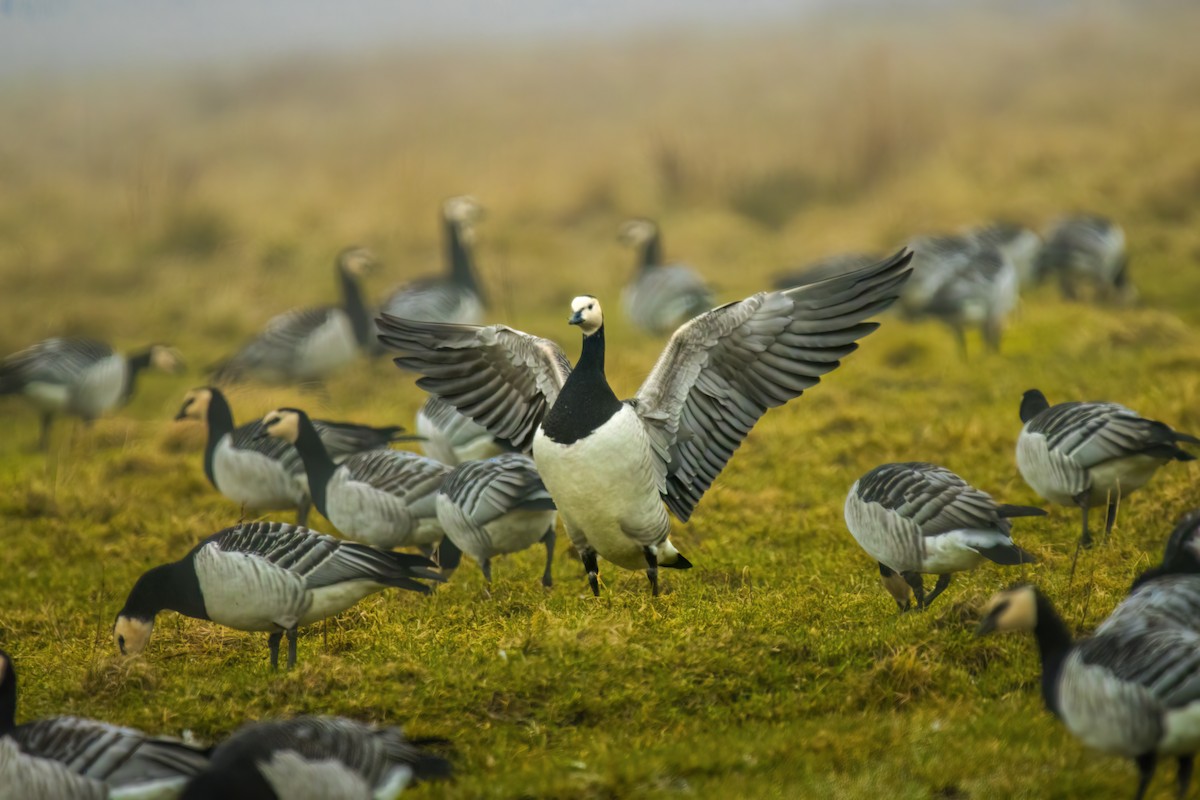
[
  {"xmin": 1030, "ymin": 402, "xmax": 1195, "ymax": 466},
  {"xmin": 440, "ymin": 453, "xmax": 554, "ymax": 527},
  {"xmin": 853, "ymin": 462, "xmax": 1009, "ymax": 536},
  {"xmin": 1076, "ymin": 625, "xmax": 1200, "ymax": 710},
  {"xmin": 216, "ymin": 306, "xmax": 337, "ymax": 377},
  {"xmin": 378, "ymin": 317, "xmax": 572, "ymax": 452},
  {"xmin": 0, "ymin": 338, "xmax": 114, "ymax": 390},
  {"xmin": 13, "ymin": 716, "xmax": 209, "ymax": 783},
  {"xmin": 0, "ymin": 737, "xmax": 107, "ymax": 800},
  {"xmin": 340, "ymin": 450, "xmax": 450, "ymax": 501},
  {"xmin": 634, "ymin": 249, "xmax": 912, "ymax": 521}
]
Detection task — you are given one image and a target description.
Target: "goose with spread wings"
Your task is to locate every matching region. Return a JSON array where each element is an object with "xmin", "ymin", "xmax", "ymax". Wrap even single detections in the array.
[{"xmin": 378, "ymin": 250, "xmax": 911, "ymax": 596}]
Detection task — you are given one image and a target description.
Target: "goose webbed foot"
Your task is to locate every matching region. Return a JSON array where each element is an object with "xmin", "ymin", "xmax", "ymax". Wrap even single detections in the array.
[
  {"xmin": 540, "ymin": 527, "xmax": 555, "ymax": 588},
  {"xmin": 580, "ymin": 548, "xmax": 600, "ymax": 597},
  {"xmin": 38, "ymin": 412, "xmax": 53, "ymax": 452},
  {"xmin": 644, "ymin": 546, "xmax": 659, "ymax": 597},
  {"xmin": 268, "ymin": 631, "xmax": 283, "ymax": 671},
  {"xmin": 1134, "ymin": 752, "xmax": 1157, "ymax": 800},
  {"xmin": 286, "ymin": 627, "xmax": 298, "ymax": 670},
  {"xmin": 1178, "ymin": 755, "xmax": 1194, "ymax": 800}
]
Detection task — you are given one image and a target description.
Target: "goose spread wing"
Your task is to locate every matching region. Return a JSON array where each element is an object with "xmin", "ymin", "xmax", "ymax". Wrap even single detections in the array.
[
  {"xmin": 634, "ymin": 249, "xmax": 911, "ymax": 521},
  {"xmin": 854, "ymin": 462, "xmax": 1005, "ymax": 536},
  {"xmin": 377, "ymin": 317, "xmax": 572, "ymax": 452}
]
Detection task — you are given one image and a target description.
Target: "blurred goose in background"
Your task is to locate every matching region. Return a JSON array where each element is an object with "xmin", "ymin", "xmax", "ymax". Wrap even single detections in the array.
[
  {"xmin": 978, "ymin": 584, "xmax": 1200, "ymax": 800},
  {"xmin": 0, "ymin": 338, "xmax": 183, "ymax": 450},
  {"xmin": 182, "ymin": 716, "xmax": 450, "ymax": 800},
  {"xmin": 0, "ymin": 738, "xmax": 108, "ymax": 800},
  {"xmin": 772, "ymin": 252, "xmax": 879, "ymax": 290},
  {"xmin": 1035, "ymin": 214, "xmax": 1132, "ymax": 303},
  {"xmin": 260, "ymin": 408, "xmax": 451, "ymax": 555},
  {"xmin": 0, "ymin": 649, "xmax": 208, "ymax": 795},
  {"xmin": 1016, "ymin": 389, "xmax": 1197, "ymax": 550},
  {"xmin": 176, "ymin": 387, "xmax": 408, "ymax": 525},
  {"xmin": 113, "ymin": 521, "xmax": 443, "ymax": 670},
  {"xmin": 415, "ymin": 395, "xmax": 514, "ymax": 466},
  {"xmin": 964, "ymin": 221, "xmax": 1041, "ymax": 286},
  {"xmin": 211, "ymin": 247, "xmax": 374, "ymax": 385},
  {"xmin": 844, "ymin": 462, "xmax": 1041, "ymax": 611},
  {"xmin": 378, "ymin": 250, "xmax": 911, "ymax": 596},
  {"xmin": 436, "ymin": 453, "xmax": 557, "ymax": 587},
  {"xmin": 376, "ymin": 195, "xmax": 487, "ymax": 330},
  {"xmin": 617, "ymin": 217, "xmax": 714, "ymax": 335},
  {"xmin": 1100, "ymin": 510, "xmax": 1200, "ymax": 635}
]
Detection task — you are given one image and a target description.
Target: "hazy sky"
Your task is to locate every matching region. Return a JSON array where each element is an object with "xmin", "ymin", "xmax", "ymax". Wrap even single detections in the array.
[{"xmin": 0, "ymin": 0, "xmax": 821, "ymax": 76}]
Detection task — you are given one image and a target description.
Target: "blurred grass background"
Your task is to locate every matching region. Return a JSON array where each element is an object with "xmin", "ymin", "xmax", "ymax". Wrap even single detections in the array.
[{"xmin": 2, "ymin": 1, "xmax": 1200, "ymax": 797}]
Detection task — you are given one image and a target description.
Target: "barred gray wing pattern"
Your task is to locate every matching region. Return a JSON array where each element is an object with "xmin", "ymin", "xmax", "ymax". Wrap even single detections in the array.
[
  {"xmin": 1076, "ymin": 626, "xmax": 1200, "ymax": 710},
  {"xmin": 855, "ymin": 462, "xmax": 1007, "ymax": 537},
  {"xmin": 1101, "ymin": 576, "xmax": 1200, "ymax": 636},
  {"xmin": 0, "ymin": 738, "xmax": 107, "ymax": 800},
  {"xmin": 13, "ymin": 716, "xmax": 208, "ymax": 783},
  {"xmin": 1031, "ymin": 402, "xmax": 1185, "ymax": 466},
  {"xmin": 312, "ymin": 419, "xmax": 404, "ymax": 459},
  {"xmin": 439, "ymin": 453, "xmax": 553, "ymax": 527},
  {"xmin": 341, "ymin": 450, "xmax": 449, "ymax": 500},
  {"xmin": 0, "ymin": 338, "xmax": 113, "ymax": 389}
]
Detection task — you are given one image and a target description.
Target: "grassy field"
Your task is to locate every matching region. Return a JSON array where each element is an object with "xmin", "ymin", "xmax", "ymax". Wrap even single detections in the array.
[{"xmin": 3, "ymin": 3, "xmax": 1200, "ymax": 797}]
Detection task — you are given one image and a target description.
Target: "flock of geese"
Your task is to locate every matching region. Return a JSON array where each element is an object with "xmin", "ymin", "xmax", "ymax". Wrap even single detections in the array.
[{"xmin": 0, "ymin": 196, "xmax": 1195, "ymax": 799}]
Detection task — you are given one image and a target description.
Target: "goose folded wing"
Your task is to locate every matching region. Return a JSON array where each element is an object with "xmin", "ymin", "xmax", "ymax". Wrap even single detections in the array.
[
  {"xmin": 1053, "ymin": 405, "xmax": 1195, "ymax": 466},
  {"xmin": 228, "ymin": 307, "xmax": 336, "ymax": 368},
  {"xmin": 857, "ymin": 463, "xmax": 1005, "ymax": 536},
  {"xmin": 343, "ymin": 450, "xmax": 448, "ymax": 500},
  {"xmin": 1101, "ymin": 575, "xmax": 1200, "ymax": 635},
  {"xmin": 230, "ymin": 421, "xmax": 303, "ymax": 464},
  {"xmin": 634, "ymin": 249, "xmax": 911, "ymax": 522},
  {"xmin": 312, "ymin": 419, "xmax": 405, "ymax": 458},
  {"xmin": 2, "ymin": 338, "xmax": 113, "ymax": 386},
  {"xmin": 1080, "ymin": 627, "xmax": 1200, "ymax": 709},
  {"xmin": 13, "ymin": 717, "xmax": 208, "ymax": 781},
  {"xmin": 377, "ymin": 317, "xmax": 572, "ymax": 452},
  {"xmin": 446, "ymin": 456, "xmax": 554, "ymax": 527}
]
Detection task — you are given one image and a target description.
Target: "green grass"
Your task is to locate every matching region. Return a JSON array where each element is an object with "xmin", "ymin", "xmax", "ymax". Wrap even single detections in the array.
[{"xmin": 3, "ymin": 4, "xmax": 1200, "ymax": 798}]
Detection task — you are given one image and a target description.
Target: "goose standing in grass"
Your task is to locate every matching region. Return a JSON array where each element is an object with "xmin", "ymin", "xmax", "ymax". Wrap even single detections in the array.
[
  {"xmin": 0, "ymin": 338, "xmax": 183, "ymax": 450},
  {"xmin": 113, "ymin": 521, "xmax": 443, "ymax": 670},
  {"xmin": 436, "ymin": 453, "xmax": 557, "ymax": 587},
  {"xmin": 772, "ymin": 252, "xmax": 878, "ymax": 290},
  {"xmin": 1035, "ymin": 214, "xmax": 1132, "ymax": 302},
  {"xmin": 379, "ymin": 250, "xmax": 911, "ymax": 595},
  {"xmin": 415, "ymin": 395, "xmax": 513, "ymax": 466},
  {"xmin": 260, "ymin": 408, "xmax": 452, "ymax": 554},
  {"xmin": 182, "ymin": 716, "xmax": 450, "ymax": 800},
  {"xmin": 965, "ymin": 221, "xmax": 1041, "ymax": 286},
  {"xmin": 0, "ymin": 649, "xmax": 209, "ymax": 793},
  {"xmin": 844, "ymin": 462, "xmax": 1041, "ymax": 611},
  {"xmin": 376, "ymin": 196, "xmax": 487, "ymax": 329},
  {"xmin": 978, "ymin": 584, "xmax": 1200, "ymax": 800},
  {"xmin": 176, "ymin": 387, "xmax": 408, "ymax": 525},
  {"xmin": 617, "ymin": 217, "xmax": 714, "ymax": 335},
  {"xmin": 212, "ymin": 247, "xmax": 374, "ymax": 385},
  {"xmin": 1016, "ymin": 389, "xmax": 1198, "ymax": 550}
]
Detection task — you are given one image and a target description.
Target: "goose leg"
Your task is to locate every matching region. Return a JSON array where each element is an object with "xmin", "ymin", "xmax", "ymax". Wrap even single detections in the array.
[
  {"xmin": 39, "ymin": 412, "xmax": 53, "ymax": 452},
  {"xmin": 580, "ymin": 548, "xmax": 600, "ymax": 597},
  {"xmin": 954, "ymin": 325, "xmax": 968, "ymax": 360},
  {"xmin": 1104, "ymin": 498, "xmax": 1119, "ymax": 544},
  {"xmin": 268, "ymin": 632, "xmax": 283, "ymax": 671},
  {"xmin": 480, "ymin": 558, "xmax": 492, "ymax": 584},
  {"xmin": 285, "ymin": 627, "xmax": 298, "ymax": 670},
  {"xmin": 540, "ymin": 526, "xmax": 555, "ymax": 588},
  {"xmin": 296, "ymin": 501, "xmax": 310, "ymax": 527},
  {"xmin": 903, "ymin": 572, "xmax": 926, "ymax": 610},
  {"xmin": 922, "ymin": 574, "xmax": 953, "ymax": 609},
  {"xmin": 1177, "ymin": 755, "xmax": 1193, "ymax": 799},
  {"xmin": 643, "ymin": 546, "xmax": 659, "ymax": 597},
  {"xmin": 1134, "ymin": 752, "xmax": 1157, "ymax": 800},
  {"xmin": 437, "ymin": 537, "xmax": 463, "ymax": 573},
  {"xmin": 1069, "ymin": 493, "xmax": 1092, "ymax": 583}
]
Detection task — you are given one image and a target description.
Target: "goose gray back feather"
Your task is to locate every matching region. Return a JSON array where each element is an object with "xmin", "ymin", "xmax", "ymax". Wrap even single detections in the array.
[{"xmin": 0, "ymin": 737, "xmax": 107, "ymax": 800}]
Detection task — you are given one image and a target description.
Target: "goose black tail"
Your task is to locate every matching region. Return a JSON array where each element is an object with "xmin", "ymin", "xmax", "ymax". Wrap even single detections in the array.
[{"xmin": 997, "ymin": 504, "xmax": 1047, "ymax": 519}]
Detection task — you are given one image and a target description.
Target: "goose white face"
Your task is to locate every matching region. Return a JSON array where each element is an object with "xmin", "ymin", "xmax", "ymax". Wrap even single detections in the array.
[
  {"xmin": 569, "ymin": 296, "xmax": 603, "ymax": 336},
  {"xmin": 443, "ymin": 195, "xmax": 483, "ymax": 225},
  {"xmin": 261, "ymin": 409, "xmax": 302, "ymax": 444},
  {"xmin": 150, "ymin": 345, "xmax": 185, "ymax": 373},
  {"xmin": 114, "ymin": 615, "xmax": 154, "ymax": 656},
  {"xmin": 175, "ymin": 388, "xmax": 211, "ymax": 422},
  {"xmin": 339, "ymin": 247, "xmax": 376, "ymax": 278},
  {"xmin": 977, "ymin": 585, "xmax": 1037, "ymax": 635},
  {"xmin": 617, "ymin": 218, "xmax": 656, "ymax": 247}
]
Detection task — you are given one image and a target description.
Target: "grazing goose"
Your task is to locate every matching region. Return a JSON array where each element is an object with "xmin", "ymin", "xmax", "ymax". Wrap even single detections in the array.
[
  {"xmin": 212, "ymin": 247, "xmax": 374, "ymax": 385},
  {"xmin": 617, "ymin": 218, "xmax": 715, "ymax": 335},
  {"xmin": 1016, "ymin": 389, "xmax": 1198, "ymax": 550},
  {"xmin": 436, "ymin": 453, "xmax": 558, "ymax": 587},
  {"xmin": 0, "ymin": 338, "xmax": 183, "ymax": 450},
  {"xmin": 113, "ymin": 521, "xmax": 443, "ymax": 669},
  {"xmin": 965, "ymin": 221, "xmax": 1042, "ymax": 286},
  {"xmin": 376, "ymin": 196, "xmax": 487, "ymax": 328},
  {"xmin": 0, "ymin": 649, "xmax": 209, "ymax": 793},
  {"xmin": 260, "ymin": 409, "xmax": 451, "ymax": 554},
  {"xmin": 1101, "ymin": 510, "xmax": 1200, "ymax": 635},
  {"xmin": 844, "ymin": 462, "xmax": 1041, "ymax": 611},
  {"xmin": 378, "ymin": 249, "xmax": 911, "ymax": 595},
  {"xmin": 978, "ymin": 584, "xmax": 1200, "ymax": 800},
  {"xmin": 182, "ymin": 716, "xmax": 450, "ymax": 800},
  {"xmin": 1035, "ymin": 214, "xmax": 1132, "ymax": 302},
  {"xmin": 176, "ymin": 387, "xmax": 408, "ymax": 525},
  {"xmin": 415, "ymin": 395, "xmax": 513, "ymax": 466},
  {"xmin": 0, "ymin": 737, "xmax": 108, "ymax": 800},
  {"xmin": 772, "ymin": 252, "xmax": 879, "ymax": 290}
]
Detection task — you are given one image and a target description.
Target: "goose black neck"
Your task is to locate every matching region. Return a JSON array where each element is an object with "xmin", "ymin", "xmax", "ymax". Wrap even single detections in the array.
[
  {"xmin": 339, "ymin": 263, "xmax": 371, "ymax": 347},
  {"xmin": 0, "ymin": 651, "xmax": 15, "ymax": 732},
  {"xmin": 1031, "ymin": 592, "xmax": 1073, "ymax": 718},
  {"xmin": 121, "ymin": 561, "xmax": 207, "ymax": 622},
  {"xmin": 541, "ymin": 325, "xmax": 623, "ymax": 445},
  {"xmin": 637, "ymin": 232, "xmax": 663, "ymax": 273},
  {"xmin": 203, "ymin": 390, "xmax": 236, "ymax": 488},
  {"xmin": 289, "ymin": 413, "xmax": 338, "ymax": 515},
  {"xmin": 124, "ymin": 349, "xmax": 154, "ymax": 401},
  {"xmin": 445, "ymin": 218, "xmax": 485, "ymax": 303}
]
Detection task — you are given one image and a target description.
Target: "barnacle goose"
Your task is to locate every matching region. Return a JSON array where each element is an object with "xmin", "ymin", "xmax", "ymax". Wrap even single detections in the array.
[
  {"xmin": 964, "ymin": 221, "xmax": 1041, "ymax": 287},
  {"xmin": 259, "ymin": 409, "xmax": 452, "ymax": 554},
  {"xmin": 113, "ymin": 521, "xmax": 443, "ymax": 669},
  {"xmin": 378, "ymin": 249, "xmax": 911, "ymax": 595},
  {"xmin": 617, "ymin": 218, "xmax": 715, "ymax": 335},
  {"xmin": 1016, "ymin": 389, "xmax": 1198, "ymax": 549},
  {"xmin": 435, "ymin": 453, "xmax": 558, "ymax": 587},
  {"xmin": 182, "ymin": 716, "xmax": 450, "ymax": 800},
  {"xmin": 844, "ymin": 462, "xmax": 1041, "ymax": 611},
  {"xmin": 0, "ymin": 649, "xmax": 209, "ymax": 795},
  {"xmin": 978, "ymin": 584, "xmax": 1200, "ymax": 800},
  {"xmin": 415, "ymin": 395, "xmax": 514, "ymax": 466},
  {"xmin": 1035, "ymin": 214, "xmax": 1132, "ymax": 302},
  {"xmin": 211, "ymin": 247, "xmax": 374, "ymax": 385},
  {"xmin": 0, "ymin": 338, "xmax": 183, "ymax": 450},
  {"xmin": 376, "ymin": 196, "xmax": 487, "ymax": 329},
  {"xmin": 0, "ymin": 737, "xmax": 108, "ymax": 800},
  {"xmin": 176, "ymin": 387, "xmax": 408, "ymax": 525},
  {"xmin": 772, "ymin": 252, "xmax": 879, "ymax": 290},
  {"xmin": 1101, "ymin": 510, "xmax": 1200, "ymax": 635}
]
